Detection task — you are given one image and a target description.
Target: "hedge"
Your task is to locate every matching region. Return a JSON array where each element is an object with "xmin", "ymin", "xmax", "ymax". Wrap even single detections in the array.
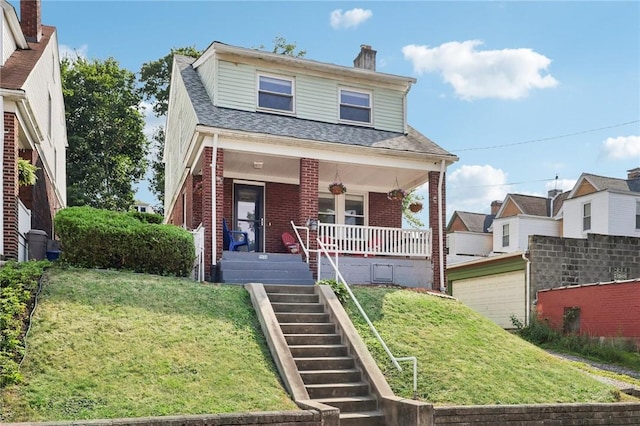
[
  {"xmin": 54, "ymin": 206, "xmax": 195, "ymax": 276},
  {"xmin": 0, "ymin": 260, "xmax": 48, "ymax": 387}
]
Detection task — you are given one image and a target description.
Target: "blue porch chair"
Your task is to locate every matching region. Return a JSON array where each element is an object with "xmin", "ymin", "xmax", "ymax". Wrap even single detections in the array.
[{"xmin": 223, "ymin": 218, "xmax": 249, "ymax": 251}]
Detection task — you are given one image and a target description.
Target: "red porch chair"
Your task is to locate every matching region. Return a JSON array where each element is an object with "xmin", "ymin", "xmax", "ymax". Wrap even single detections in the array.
[{"xmin": 281, "ymin": 232, "xmax": 300, "ymax": 254}]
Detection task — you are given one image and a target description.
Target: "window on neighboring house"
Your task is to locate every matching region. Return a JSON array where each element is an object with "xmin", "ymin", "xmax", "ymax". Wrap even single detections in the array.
[
  {"xmin": 636, "ymin": 201, "xmax": 640, "ymax": 229},
  {"xmin": 339, "ymin": 89, "xmax": 371, "ymax": 124},
  {"xmin": 583, "ymin": 202, "xmax": 591, "ymax": 231},
  {"xmin": 258, "ymin": 75, "xmax": 293, "ymax": 112},
  {"xmin": 502, "ymin": 223, "xmax": 509, "ymax": 247}
]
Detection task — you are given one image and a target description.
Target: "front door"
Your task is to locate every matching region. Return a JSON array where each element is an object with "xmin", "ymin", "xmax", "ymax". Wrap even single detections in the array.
[{"xmin": 234, "ymin": 184, "xmax": 264, "ymax": 252}]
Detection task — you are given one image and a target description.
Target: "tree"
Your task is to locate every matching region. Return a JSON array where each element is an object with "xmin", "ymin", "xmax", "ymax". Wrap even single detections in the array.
[
  {"xmin": 140, "ymin": 46, "xmax": 201, "ymax": 117},
  {"xmin": 270, "ymin": 35, "xmax": 306, "ymax": 57},
  {"xmin": 62, "ymin": 57, "xmax": 148, "ymax": 211},
  {"xmin": 148, "ymin": 126, "xmax": 165, "ymax": 210}
]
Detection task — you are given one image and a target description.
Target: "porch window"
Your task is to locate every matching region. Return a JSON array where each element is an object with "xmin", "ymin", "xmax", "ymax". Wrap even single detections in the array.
[
  {"xmin": 502, "ymin": 223, "xmax": 509, "ymax": 247},
  {"xmin": 318, "ymin": 193, "xmax": 366, "ymax": 225},
  {"xmin": 318, "ymin": 194, "xmax": 336, "ymax": 224},
  {"xmin": 344, "ymin": 195, "xmax": 364, "ymax": 225},
  {"xmin": 583, "ymin": 202, "xmax": 591, "ymax": 231},
  {"xmin": 339, "ymin": 89, "xmax": 371, "ymax": 124},
  {"xmin": 258, "ymin": 75, "xmax": 293, "ymax": 112}
]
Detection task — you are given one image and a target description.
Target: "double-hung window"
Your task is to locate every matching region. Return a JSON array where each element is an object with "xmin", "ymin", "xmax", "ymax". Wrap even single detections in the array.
[
  {"xmin": 258, "ymin": 75, "xmax": 293, "ymax": 112},
  {"xmin": 583, "ymin": 202, "xmax": 591, "ymax": 231},
  {"xmin": 502, "ymin": 223, "xmax": 510, "ymax": 247},
  {"xmin": 318, "ymin": 193, "xmax": 365, "ymax": 226},
  {"xmin": 339, "ymin": 89, "xmax": 371, "ymax": 124}
]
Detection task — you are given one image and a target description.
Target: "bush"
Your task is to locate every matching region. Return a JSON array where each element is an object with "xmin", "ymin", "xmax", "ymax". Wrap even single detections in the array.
[
  {"xmin": 54, "ymin": 206, "xmax": 195, "ymax": 276},
  {"xmin": 0, "ymin": 260, "xmax": 48, "ymax": 387},
  {"xmin": 317, "ymin": 279, "xmax": 349, "ymax": 304},
  {"xmin": 127, "ymin": 211, "xmax": 164, "ymax": 224}
]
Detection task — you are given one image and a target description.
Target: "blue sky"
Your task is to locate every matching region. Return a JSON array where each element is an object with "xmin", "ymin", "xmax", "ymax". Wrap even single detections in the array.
[{"xmin": 13, "ymin": 1, "xmax": 640, "ymax": 222}]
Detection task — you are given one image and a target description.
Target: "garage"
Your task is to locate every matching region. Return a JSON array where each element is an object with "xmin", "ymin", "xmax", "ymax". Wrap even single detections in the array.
[{"xmin": 448, "ymin": 252, "xmax": 527, "ymax": 329}]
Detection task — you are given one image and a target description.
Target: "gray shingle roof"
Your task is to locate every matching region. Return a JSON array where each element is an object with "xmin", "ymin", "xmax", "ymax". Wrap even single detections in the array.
[
  {"xmin": 509, "ymin": 194, "xmax": 550, "ymax": 217},
  {"xmin": 583, "ymin": 173, "xmax": 640, "ymax": 193},
  {"xmin": 174, "ymin": 55, "xmax": 457, "ymax": 158},
  {"xmin": 455, "ymin": 211, "xmax": 494, "ymax": 233}
]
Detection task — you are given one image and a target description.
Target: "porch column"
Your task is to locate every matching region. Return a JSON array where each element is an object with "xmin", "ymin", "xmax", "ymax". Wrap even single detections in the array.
[
  {"xmin": 299, "ymin": 158, "xmax": 319, "ymax": 277},
  {"xmin": 3, "ymin": 112, "xmax": 19, "ymax": 260},
  {"xmin": 428, "ymin": 169, "xmax": 447, "ymax": 291}
]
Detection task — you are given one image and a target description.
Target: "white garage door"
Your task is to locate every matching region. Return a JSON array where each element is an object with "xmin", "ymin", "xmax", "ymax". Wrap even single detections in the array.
[{"xmin": 452, "ymin": 271, "xmax": 525, "ymax": 328}]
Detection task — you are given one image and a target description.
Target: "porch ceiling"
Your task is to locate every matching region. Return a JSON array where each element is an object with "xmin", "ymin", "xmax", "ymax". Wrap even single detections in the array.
[{"xmin": 217, "ymin": 151, "xmax": 430, "ymax": 192}]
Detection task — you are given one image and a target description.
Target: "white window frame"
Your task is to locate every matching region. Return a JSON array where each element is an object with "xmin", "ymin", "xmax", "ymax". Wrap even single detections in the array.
[
  {"xmin": 339, "ymin": 88, "xmax": 372, "ymax": 125},
  {"xmin": 257, "ymin": 73, "xmax": 295, "ymax": 114},
  {"xmin": 318, "ymin": 192, "xmax": 367, "ymax": 226},
  {"xmin": 582, "ymin": 202, "xmax": 591, "ymax": 231},
  {"xmin": 502, "ymin": 223, "xmax": 509, "ymax": 248}
]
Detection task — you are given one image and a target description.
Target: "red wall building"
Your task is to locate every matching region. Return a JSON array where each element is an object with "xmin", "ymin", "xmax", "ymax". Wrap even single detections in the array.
[{"xmin": 536, "ymin": 279, "xmax": 640, "ymax": 344}]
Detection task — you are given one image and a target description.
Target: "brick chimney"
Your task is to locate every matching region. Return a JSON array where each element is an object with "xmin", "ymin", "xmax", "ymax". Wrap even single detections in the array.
[
  {"xmin": 490, "ymin": 200, "xmax": 502, "ymax": 215},
  {"xmin": 20, "ymin": 0, "xmax": 42, "ymax": 43},
  {"xmin": 353, "ymin": 44, "xmax": 376, "ymax": 71},
  {"xmin": 627, "ymin": 167, "xmax": 640, "ymax": 180}
]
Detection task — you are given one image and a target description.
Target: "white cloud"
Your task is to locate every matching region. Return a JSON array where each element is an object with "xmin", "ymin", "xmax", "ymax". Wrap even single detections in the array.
[
  {"xmin": 545, "ymin": 179, "xmax": 576, "ymax": 193},
  {"xmin": 59, "ymin": 44, "xmax": 88, "ymax": 61},
  {"xmin": 330, "ymin": 8, "xmax": 372, "ymax": 29},
  {"xmin": 402, "ymin": 40, "xmax": 558, "ymax": 100},
  {"xmin": 446, "ymin": 165, "xmax": 511, "ymax": 213},
  {"xmin": 601, "ymin": 135, "xmax": 640, "ymax": 160}
]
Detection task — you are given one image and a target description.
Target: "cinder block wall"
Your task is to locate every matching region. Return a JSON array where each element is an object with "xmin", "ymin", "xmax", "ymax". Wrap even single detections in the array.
[{"xmin": 529, "ymin": 233, "xmax": 640, "ymax": 306}]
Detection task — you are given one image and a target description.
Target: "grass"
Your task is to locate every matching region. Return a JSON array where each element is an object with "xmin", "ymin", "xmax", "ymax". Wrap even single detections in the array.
[
  {"xmin": 0, "ymin": 268, "xmax": 297, "ymax": 422},
  {"xmin": 344, "ymin": 286, "xmax": 623, "ymax": 405}
]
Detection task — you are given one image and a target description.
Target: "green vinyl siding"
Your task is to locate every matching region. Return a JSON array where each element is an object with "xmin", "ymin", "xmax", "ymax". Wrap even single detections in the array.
[
  {"xmin": 374, "ymin": 88, "xmax": 404, "ymax": 132},
  {"xmin": 296, "ymin": 75, "xmax": 338, "ymax": 121},
  {"xmin": 217, "ymin": 60, "xmax": 256, "ymax": 111}
]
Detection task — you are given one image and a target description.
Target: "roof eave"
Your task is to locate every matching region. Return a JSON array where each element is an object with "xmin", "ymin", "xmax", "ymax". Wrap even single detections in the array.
[{"xmin": 1, "ymin": 1, "xmax": 29, "ymax": 49}]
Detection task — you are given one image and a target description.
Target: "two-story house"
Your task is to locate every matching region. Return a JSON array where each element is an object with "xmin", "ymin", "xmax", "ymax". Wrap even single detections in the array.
[
  {"xmin": 164, "ymin": 42, "xmax": 458, "ymax": 287},
  {"xmin": 1, "ymin": 0, "xmax": 67, "ymax": 261},
  {"xmin": 446, "ymin": 200, "xmax": 499, "ymax": 265}
]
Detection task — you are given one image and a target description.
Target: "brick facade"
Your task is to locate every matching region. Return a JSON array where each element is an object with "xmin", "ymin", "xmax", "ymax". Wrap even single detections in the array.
[
  {"xmin": 428, "ymin": 170, "xmax": 446, "ymax": 291},
  {"xmin": 299, "ymin": 158, "xmax": 319, "ymax": 274},
  {"xmin": 536, "ymin": 279, "xmax": 640, "ymax": 344},
  {"xmin": 3, "ymin": 112, "xmax": 19, "ymax": 259},
  {"xmin": 368, "ymin": 192, "xmax": 402, "ymax": 228},
  {"xmin": 265, "ymin": 182, "xmax": 300, "ymax": 253}
]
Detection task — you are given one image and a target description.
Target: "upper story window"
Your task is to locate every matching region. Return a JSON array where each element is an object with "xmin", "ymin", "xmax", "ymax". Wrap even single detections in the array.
[
  {"xmin": 502, "ymin": 223, "xmax": 510, "ymax": 247},
  {"xmin": 583, "ymin": 202, "xmax": 591, "ymax": 231},
  {"xmin": 339, "ymin": 89, "xmax": 371, "ymax": 124},
  {"xmin": 258, "ymin": 75, "xmax": 293, "ymax": 112},
  {"xmin": 636, "ymin": 201, "xmax": 640, "ymax": 230}
]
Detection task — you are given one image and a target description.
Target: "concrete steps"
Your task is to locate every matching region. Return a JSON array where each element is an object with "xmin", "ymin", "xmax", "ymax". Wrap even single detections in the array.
[
  {"xmin": 264, "ymin": 284, "xmax": 385, "ymax": 426},
  {"xmin": 218, "ymin": 252, "xmax": 314, "ymax": 284}
]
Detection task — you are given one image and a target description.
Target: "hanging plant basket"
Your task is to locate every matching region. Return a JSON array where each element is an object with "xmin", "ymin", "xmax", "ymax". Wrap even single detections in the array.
[
  {"xmin": 387, "ymin": 188, "xmax": 406, "ymax": 201},
  {"xmin": 409, "ymin": 201, "xmax": 423, "ymax": 213},
  {"xmin": 18, "ymin": 158, "xmax": 38, "ymax": 186},
  {"xmin": 329, "ymin": 182, "xmax": 347, "ymax": 195}
]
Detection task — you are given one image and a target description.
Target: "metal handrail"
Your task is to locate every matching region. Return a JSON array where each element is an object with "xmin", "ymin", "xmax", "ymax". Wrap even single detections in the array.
[
  {"xmin": 290, "ymin": 221, "xmax": 310, "ymax": 263},
  {"xmin": 316, "ymin": 238, "xmax": 418, "ymax": 399}
]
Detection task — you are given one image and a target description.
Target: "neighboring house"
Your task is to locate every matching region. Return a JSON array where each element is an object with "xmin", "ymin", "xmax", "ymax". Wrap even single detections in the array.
[
  {"xmin": 164, "ymin": 42, "xmax": 458, "ymax": 287},
  {"xmin": 449, "ymin": 170, "xmax": 640, "ymax": 328},
  {"xmin": 491, "ymin": 191, "xmax": 565, "ymax": 253},
  {"xmin": 1, "ymin": 0, "xmax": 67, "ymax": 261},
  {"xmin": 133, "ymin": 201, "xmax": 155, "ymax": 214},
  {"xmin": 562, "ymin": 169, "xmax": 640, "ymax": 239},
  {"xmin": 446, "ymin": 200, "xmax": 499, "ymax": 264}
]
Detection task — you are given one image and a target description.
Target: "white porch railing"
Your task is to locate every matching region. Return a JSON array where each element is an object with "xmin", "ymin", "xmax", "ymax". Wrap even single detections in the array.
[
  {"xmin": 191, "ymin": 225, "xmax": 205, "ymax": 282},
  {"xmin": 18, "ymin": 199, "xmax": 31, "ymax": 262},
  {"xmin": 290, "ymin": 222, "xmax": 432, "ymax": 262}
]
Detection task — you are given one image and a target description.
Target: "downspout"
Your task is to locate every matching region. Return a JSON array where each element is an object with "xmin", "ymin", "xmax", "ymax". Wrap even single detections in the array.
[
  {"xmin": 211, "ymin": 134, "xmax": 219, "ymax": 269},
  {"xmin": 438, "ymin": 159, "xmax": 445, "ymax": 292},
  {"xmin": 522, "ymin": 251, "xmax": 531, "ymax": 326}
]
